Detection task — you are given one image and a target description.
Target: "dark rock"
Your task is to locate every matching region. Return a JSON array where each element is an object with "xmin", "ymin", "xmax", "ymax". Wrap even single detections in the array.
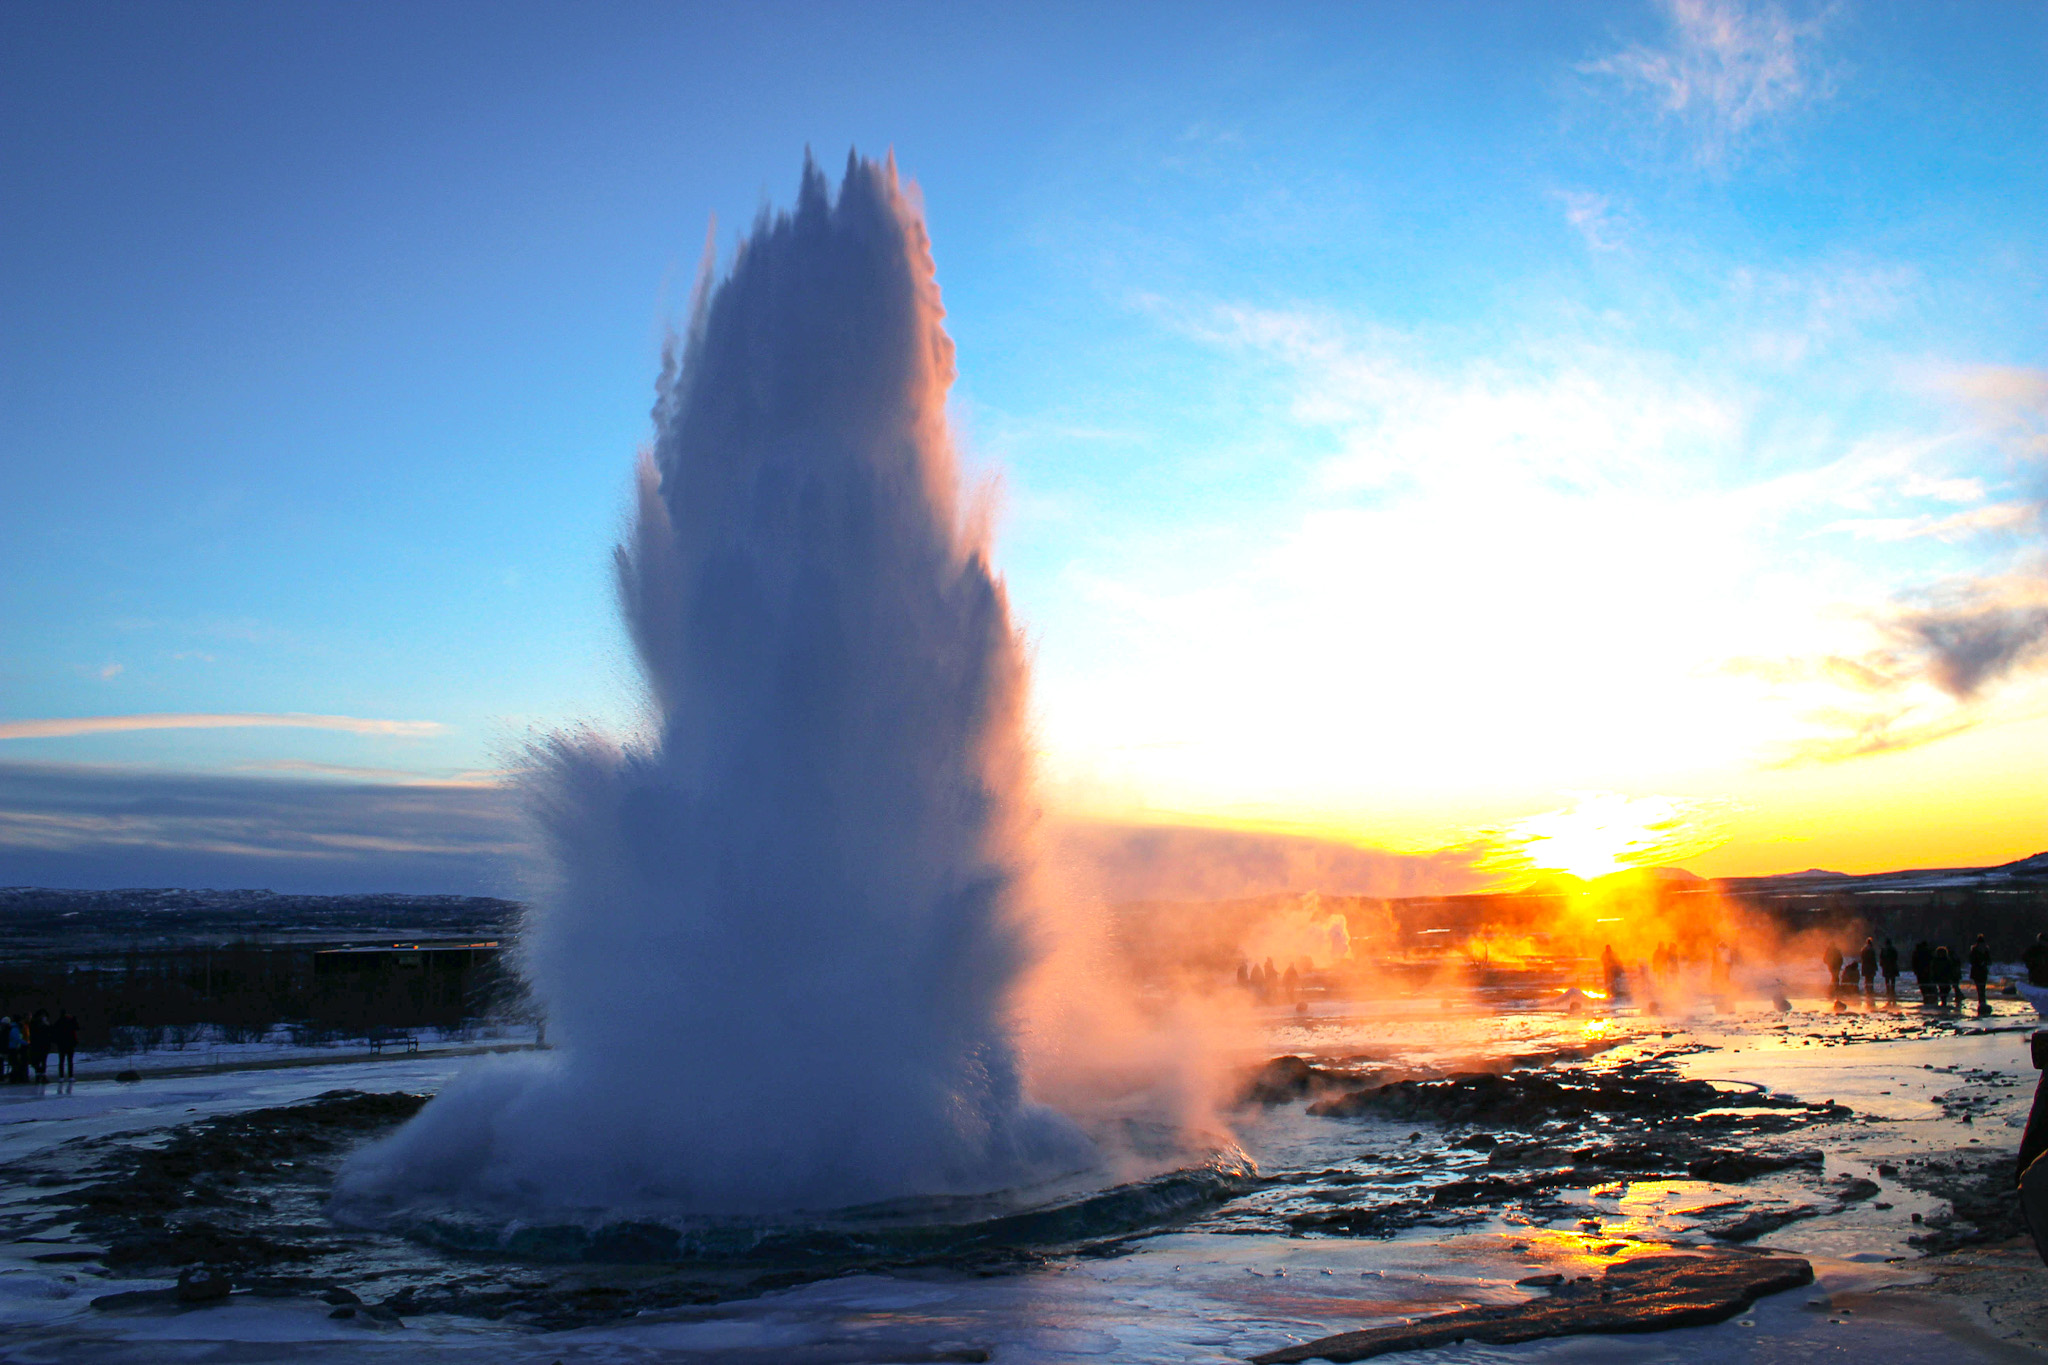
[
  {"xmin": 1244, "ymin": 1056, "xmax": 1317, "ymax": 1105},
  {"xmin": 1707, "ymin": 1205, "xmax": 1822, "ymax": 1243},
  {"xmin": 1833, "ymin": 1177, "xmax": 1882, "ymax": 1203},
  {"xmin": 115, "ymin": 1070, "xmax": 141, "ymax": 1084},
  {"xmin": 1287, "ymin": 1206, "xmax": 1413, "ymax": 1238},
  {"xmin": 1889, "ymin": 1150, "xmax": 2027, "ymax": 1253},
  {"xmin": 50, "ymin": 1089, "xmax": 429, "ymax": 1276},
  {"xmin": 1249, "ymin": 1250, "xmax": 1813, "ymax": 1363},
  {"xmin": 1686, "ymin": 1150, "xmax": 1825, "ymax": 1182},
  {"xmin": 176, "ymin": 1266, "xmax": 232, "ymax": 1302},
  {"xmin": 329, "ymin": 1306, "xmax": 357, "ymax": 1319},
  {"xmin": 1575, "ymin": 1143, "xmax": 1689, "ymax": 1173},
  {"xmin": 320, "ymin": 1288, "xmax": 361, "ymax": 1305},
  {"xmin": 1431, "ymin": 1175, "xmax": 1571, "ymax": 1205},
  {"xmin": 1306, "ymin": 1065, "xmax": 1808, "ymax": 1127}
]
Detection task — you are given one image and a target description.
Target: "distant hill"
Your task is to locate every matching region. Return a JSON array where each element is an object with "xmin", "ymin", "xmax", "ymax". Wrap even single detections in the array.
[
  {"xmin": 1716, "ymin": 852, "xmax": 2048, "ymax": 896},
  {"xmin": 0, "ymin": 886, "xmax": 519, "ymax": 958}
]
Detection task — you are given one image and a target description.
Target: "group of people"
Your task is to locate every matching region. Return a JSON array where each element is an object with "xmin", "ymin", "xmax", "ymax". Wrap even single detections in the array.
[
  {"xmin": 1237, "ymin": 957, "xmax": 1302, "ymax": 1004},
  {"xmin": 1823, "ymin": 935, "xmax": 1994, "ymax": 1010},
  {"xmin": 1, "ymin": 1007, "xmax": 79, "ymax": 1083}
]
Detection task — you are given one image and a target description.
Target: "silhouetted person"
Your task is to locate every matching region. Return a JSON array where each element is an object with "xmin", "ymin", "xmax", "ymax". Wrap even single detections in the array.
[
  {"xmin": 27, "ymin": 1009, "xmax": 50, "ymax": 1083},
  {"xmin": 1858, "ymin": 938, "xmax": 1878, "ymax": 997},
  {"xmin": 1236, "ymin": 960, "xmax": 1249, "ymax": 988},
  {"xmin": 1970, "ymin": 934, "xmax": 1992, "ymax": 1012},
  {"xmin": 1, "ymin": 1015, "xmax": 21, "ymax": 1083},
  {"xmin": 1823, "ymin": 944, "xmax": 1844, "ymax": 993},
  {"xmin": 53, "ymin": 1009, "xmax": 78, "ymax": 1080},
  {"xmin": 1281, "ymin": 963, "xmax": 1300, "ymax": 1004},
  {"xmin": 1912, "ymin": 940, "xmax": 1935, "ymax": 1004},
  {"xmin": 1879, "ymin": 937, "xmax": 1899, "ymax": 999},
  {"xmin": 2027, "ymin": 935, "xmax": 2048, "ymax": 988},
  {"xmin": 1841, "ymin": 958, "xmax": 1860, "ymax": 994},
  {"xmin": 1600, "ymin": 944, "xmax": 1623, "ymax": 998},
  {"xmin": 1932, "ymin": 946, "xmax": 1957, "ymax": 1008}
]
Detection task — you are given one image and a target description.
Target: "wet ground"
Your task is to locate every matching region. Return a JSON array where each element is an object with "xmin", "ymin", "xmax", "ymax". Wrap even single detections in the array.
[{"xmin": 2, "ymin": 987, "xmax": 2044, "ymax": 1363}]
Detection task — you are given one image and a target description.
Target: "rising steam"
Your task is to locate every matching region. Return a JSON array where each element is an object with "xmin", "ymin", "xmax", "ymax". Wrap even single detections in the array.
[{"xmin": 335, "ymin": 153, "xmax": 1095, "ymax": 1221}]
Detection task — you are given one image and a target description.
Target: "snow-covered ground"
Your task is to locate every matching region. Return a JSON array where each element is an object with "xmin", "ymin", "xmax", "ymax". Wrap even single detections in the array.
[
  {"xmin": 62, "ymin": 1022, "xmax": 541, "ymax": 1083},
  {"xmin": 1, "ymin": 997, "xmax": 2042, "ymax": 1363}
]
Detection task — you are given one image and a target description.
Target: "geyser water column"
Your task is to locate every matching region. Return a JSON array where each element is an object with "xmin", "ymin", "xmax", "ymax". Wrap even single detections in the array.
[{"xmin": 336, "ymin": 153, "xmax": 1095, "ymax": 1222}]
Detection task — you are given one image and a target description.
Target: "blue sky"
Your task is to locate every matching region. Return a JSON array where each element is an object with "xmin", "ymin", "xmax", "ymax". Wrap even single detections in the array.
[{"xmin": 2, "ymin": 1, "xmax": 2043, "ymax": 890}]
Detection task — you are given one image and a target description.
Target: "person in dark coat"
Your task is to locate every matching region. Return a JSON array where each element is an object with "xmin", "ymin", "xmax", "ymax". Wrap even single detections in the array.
[
  {"xmin": 1823, "ymin": 944, "xmax": 1844, "ymax": 993},
  {"xmin": 1, "ymin": 1015, "xmax": 21, "ymax": 1083},
  {"xmin": 1879, "ymin": 937, "xmax": 1900, "ymax": 999},
  {"xmin": 1858, "ymin": 938, "xmax": 1879, "ymax": 997},
  {"xmin": 27, "ymin": 1009, "xmax": 50, "ymax": 1082},
  {"xmin": 1934, "ymin": 946, "xmax": 1963, "ymax": 1007},
  {"xmin": 2026, "ymin": 934, "xmax": 2048, "ymax": 988},
  {"xmin": 53, "ymin": 1009, "xmax": 78, "ymax": 1080},
  {"xmin": 1912, "ymin": 940, "xmax": 1935, "ymax": 1004},
  {"xmin": 1969, "ymin": 934, "xmax": 1993, "ymax": 1012}
]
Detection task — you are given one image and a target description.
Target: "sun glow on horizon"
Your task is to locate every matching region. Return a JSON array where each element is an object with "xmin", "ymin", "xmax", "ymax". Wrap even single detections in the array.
[{"xmin": 1479, "ymin": 793, "xmax": 1729, "ymax": 884}]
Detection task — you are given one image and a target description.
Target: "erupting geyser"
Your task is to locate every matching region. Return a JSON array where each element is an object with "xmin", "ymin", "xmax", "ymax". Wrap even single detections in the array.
[{"xmin": 336, "ymin": 153, "xmax": 1097, "ymax": 1224}]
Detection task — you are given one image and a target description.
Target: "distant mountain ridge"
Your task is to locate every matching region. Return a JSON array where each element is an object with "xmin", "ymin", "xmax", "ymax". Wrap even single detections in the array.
[{"xmin": 1713, "ymin": 850, "xmax": 2048, "ymax": 895}]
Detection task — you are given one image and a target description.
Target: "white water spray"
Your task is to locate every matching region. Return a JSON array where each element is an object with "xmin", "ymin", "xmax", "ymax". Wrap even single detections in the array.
[{"xmin": 337, "ymin": 153, "xmax": 1095, "ymax": 1222}]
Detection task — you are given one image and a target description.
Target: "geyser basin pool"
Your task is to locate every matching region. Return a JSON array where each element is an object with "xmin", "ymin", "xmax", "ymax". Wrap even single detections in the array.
[
  {"xmin": 333, "ymin": 153, "xmax": 1098, "ymax": 1228},
  {"xmin": 385, "ymin": 1157, "xmax": 1260, "ymax": 1266}
]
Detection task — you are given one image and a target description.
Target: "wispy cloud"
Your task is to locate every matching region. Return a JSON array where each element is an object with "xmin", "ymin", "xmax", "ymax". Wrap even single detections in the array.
[
  {"xmin": 0, "ymin": 713, "xmax": 445, "ymax": 741},
  {"xmin": 1756, "ymin": 365, "xmax": 2048, "ymax": 757},
  {"xmin": 1729, "ymin": 563, "xmax": 2048, "ymax": 764},
  {"xmin": 233, "ymin": 760, "xmax": 506, "ymax": 787},
  {"xmin": 1554, "ymin": 188, "xmax": 1628, "ymax": 253},
  {"xmin": 0, "ymin": 761, "xmax": 520, "ymax": 894},
  {"xmin": 1058, "ymin": 289, "xmax": 2042, "ymax": 813},
  {"xmin": 1772, "ymin": 708, "xmax": 1976, "ymax": 766},
  {"xmin": 1583, "ymin": 0, "xmax": 1833, "ymax": 168},
  {"xmin": 1822, "ymin": 501, "xmax": 2038, "ymax": 543},
  {"xmin": 1949, "ymin": 364, "xmax": 2048, "ymax": 465},
  {"xmin": 1183, "ymin": 300, "xmax": 1743, "ymax": 499}
]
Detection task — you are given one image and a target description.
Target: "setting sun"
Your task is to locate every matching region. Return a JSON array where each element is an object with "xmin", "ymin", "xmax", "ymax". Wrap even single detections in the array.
[{"xmin": 1481, "ymin": 794, "xmax": 1727, "ymax": 883}]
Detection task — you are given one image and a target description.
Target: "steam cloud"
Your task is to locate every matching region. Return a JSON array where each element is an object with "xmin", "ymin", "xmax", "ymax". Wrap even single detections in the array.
[
  {"xmin": 1050, "ymin": 820, "xmax": 1483, "ymax": 903},
  {"xmin": 337, "ymin": 154, "xmax": 1094, "ymax": 1221}
]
